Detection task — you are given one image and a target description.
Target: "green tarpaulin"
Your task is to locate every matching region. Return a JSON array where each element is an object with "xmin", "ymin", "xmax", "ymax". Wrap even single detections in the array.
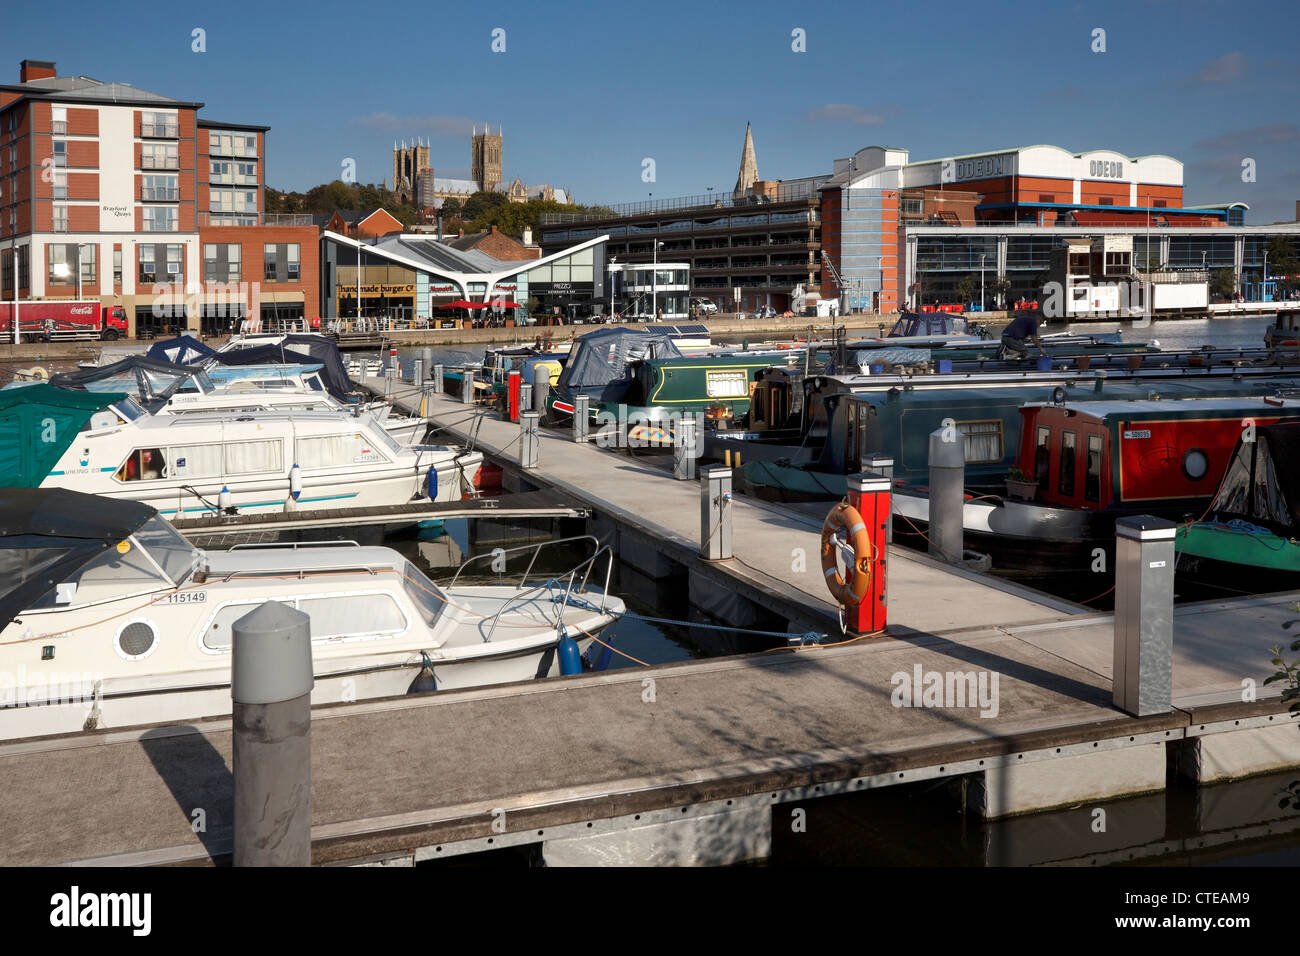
[{"xmin": 0, "ymin": 384, "xmax": 124, "ymax": 487}]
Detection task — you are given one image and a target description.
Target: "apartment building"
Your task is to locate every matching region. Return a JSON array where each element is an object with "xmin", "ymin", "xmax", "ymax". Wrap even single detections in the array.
[{"xmin": 0, "ymin": 59, "xmax": 316, "ymax": 336}]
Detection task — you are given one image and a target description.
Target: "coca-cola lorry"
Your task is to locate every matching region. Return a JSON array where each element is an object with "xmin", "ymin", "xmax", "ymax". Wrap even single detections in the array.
[{"xmin": 0, "ymin": 300, "xmax": 128, "ymax": 342}]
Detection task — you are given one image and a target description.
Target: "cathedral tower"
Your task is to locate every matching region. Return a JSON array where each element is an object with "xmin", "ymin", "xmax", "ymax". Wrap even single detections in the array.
[{"xmin": 471, "ymin": 125, "xmax": 503, "ymax": 193}]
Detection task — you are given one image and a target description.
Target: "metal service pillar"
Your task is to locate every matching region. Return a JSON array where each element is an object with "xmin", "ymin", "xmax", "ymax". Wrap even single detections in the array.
[
  {"xmin": 421, "ymin": 347, "xmax": 433, "ymax": 373},
  {"xmin": 573, "ymin": 394, "xmax": 589, "ymax": 443},
  {"xmin": 519, "ymin": 382, "xmax": 533, "ymax": 417},
  {"xmin": 412, "ymin": 358, "xmax": 424, "ymax": 386},
  {"xmin": 1112, "ymin": 516, "xmax": 1176, "ymax": 717},
  {"xmin": 927, "ymin": 427, "xmax": 965, "ymax": 563},
  {"xmin": 432, "ymin": 364, "xmax": 444, "ymax": 394},
  {"xmin": 507, "ymin": 370, "xmax": 521, "ymax": 422},
  {"xmin": 520, "ymin": 410, "xmax": 540, "ymax": 469},
  {"xmin": 674, "ymin": 414, "xmax": 698, "ymax": 481},
  {"xmin": 232, "ymin": 601, "xmax": 314, "ymax": 867},
  {"xmin": 459, "ymin": 366, "xmax": 474, "ymax": 405},
  {"xmin": 384, "ymin": 366, "xmax": 396, "ymax": 397},
  {"xmin": 532, "ymin": 363, "xmax": 550, "ymax": 414},
  {"xmin": 701, "ymin": 464, "xmax": 733, "ymax": 560},
  {"xmin": 862, "ymin": 454, "xmax": 895, "ymax": 545},
  {"xmin": 845, "ymin": 472, "xmax": 890, "ymax": 634},
  {"xmin": 358, "ymin": 360, "xmax": 368, "ymax": 385}
]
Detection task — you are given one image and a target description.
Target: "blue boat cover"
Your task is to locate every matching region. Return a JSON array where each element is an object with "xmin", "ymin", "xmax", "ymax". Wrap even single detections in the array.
[{"xmin": 147, "ymin": 334, "xmax": 218, "ymax": 365}]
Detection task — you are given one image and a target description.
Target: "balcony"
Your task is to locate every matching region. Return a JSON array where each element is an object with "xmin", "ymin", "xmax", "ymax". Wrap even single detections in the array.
[
  {"xmin": 142, "ymin": 187, "xmax": 180, "ymax": 201},
  {"xmin": 51, "ymin": 120, "xmax": 66, "ymax": 135},
  {"xmin": 197, "ymin": 213, "xmax": 315, "ymax": 227},
  {"xmin": 141, "ymin": 123, "xmax": 179, "ymax": 138}
]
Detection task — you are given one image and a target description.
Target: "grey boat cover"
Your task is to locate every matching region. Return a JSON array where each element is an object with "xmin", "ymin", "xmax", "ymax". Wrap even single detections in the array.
[
  {"xmin": 49, "ymin": 355, "xmax": 211, "ymax": 404},
  {"xmin": 212, "ymin": 338, "xmax": 351, "ymax": 401},
  {"xmin": 1209, "ymin": 421, "xmax": 1300, "ymax": 534},
  {"xmin": 555, "ymin": 327, "xmax": 683, "ymax": 403},
  {"xmin": 0, "ymin": 488, "xmax": 155, "ymax": 633}
]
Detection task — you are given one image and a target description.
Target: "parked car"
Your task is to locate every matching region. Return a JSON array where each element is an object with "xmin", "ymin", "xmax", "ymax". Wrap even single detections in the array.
[{"xmin": 690, "ymin": 298, "xmax": 720, "ymax": 316}]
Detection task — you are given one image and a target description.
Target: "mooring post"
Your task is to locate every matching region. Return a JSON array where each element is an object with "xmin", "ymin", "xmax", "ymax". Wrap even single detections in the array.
[
  {"xmin": 422, "ymin": 347, "xmax": 433, "ymax": 373},
  {"xmin": 674, "ymin": 414, "xmax": 697, "ymax": 480},
  {"xmin": 573, "ymin": 394, "xmax": 589, "ymax": 443},
  {"xmin": 532, "ymin": 364, "xmax": 550, "ymax": 414},
  {"xmin": 384, "ymin": 366, "xmax": 396, "ymax": 398},
  {"xmin": 1112, "ymin": 516, "xmax": 1176, "ymax": 717},
  {"xmin": 927, "ymin": 428, "xmax": 965, "ymax": 563},
  {"xmin": 432, "ymin": 364, "xmax": 444, "ymax": 394},
  {"xmin": 701, "ymin": 464, "xmax": 733, "ymax": 560},
  {"xmin": 862, "ymin": 454, "xmax": 895, "ymax": 545},
  {"xmin": 232, "ymin": 600, "xmax": 314, "ymax": 867},
  {"xmin": 844, "ymin": 471, "xmax": 890, "ymax": 634},
  {"xmin": 459, "ymin": 366, "xmax": 474, "ymax": 405},
  {"xmin": 520, "ymin": 410, "xmax": 539, "ymax": 469},
  {"xmin": 412, "ymin": 358, "xmax": 423, "ymax": 386}
]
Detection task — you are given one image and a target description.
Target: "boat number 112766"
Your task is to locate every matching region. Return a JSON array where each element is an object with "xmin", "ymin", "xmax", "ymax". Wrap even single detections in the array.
[{"xmin": 157, "ymin": 591, "xmax": 207, "ymax": 605}]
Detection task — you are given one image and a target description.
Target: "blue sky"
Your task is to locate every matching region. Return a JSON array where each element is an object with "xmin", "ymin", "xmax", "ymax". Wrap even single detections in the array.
[{"xmin": 5, "ymin": 0, "xmax": 1299, "ymax": 221}]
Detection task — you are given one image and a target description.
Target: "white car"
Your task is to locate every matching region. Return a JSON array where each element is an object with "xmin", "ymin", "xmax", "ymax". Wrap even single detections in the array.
[{"xmin": 690, "ymin": 298, "xmax": 720, "ymax": 315}]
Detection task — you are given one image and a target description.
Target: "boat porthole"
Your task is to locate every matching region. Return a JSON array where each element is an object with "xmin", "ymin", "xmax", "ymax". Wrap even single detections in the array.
[
  {"xmin": 116, "ymin": 620, "xmax": 159, "ymax": 660},
  {"xmin": 1182, "ymin": 448, "xmax": 1209, "ymax": 481}
]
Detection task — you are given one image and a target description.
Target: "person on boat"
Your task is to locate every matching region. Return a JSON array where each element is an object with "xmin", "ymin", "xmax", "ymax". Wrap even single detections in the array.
[{"xmin": 1000, "ymin": 312, "xmax": 1049, "ymax": 360}]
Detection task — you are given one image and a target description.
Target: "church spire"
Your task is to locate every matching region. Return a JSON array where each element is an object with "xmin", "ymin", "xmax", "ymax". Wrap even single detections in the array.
[{"xmin": 733, "ymin": 122, "xmax": 758, "ymax": 199}]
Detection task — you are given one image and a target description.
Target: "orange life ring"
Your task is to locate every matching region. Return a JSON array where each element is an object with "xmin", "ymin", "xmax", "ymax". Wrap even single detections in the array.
[{"xmin": 821, "ymin": 501, "xmax": 873, "ymax": 606}]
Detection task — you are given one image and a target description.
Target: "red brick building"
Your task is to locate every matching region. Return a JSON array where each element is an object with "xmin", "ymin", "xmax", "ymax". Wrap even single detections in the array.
[{"xmin": 447, "ymin": 225, "xmax": 541, "ymax": 261}]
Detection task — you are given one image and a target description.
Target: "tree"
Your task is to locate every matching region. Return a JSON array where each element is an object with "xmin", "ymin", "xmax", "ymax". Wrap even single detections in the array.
[
  {"xmin": 440, "ymin": 197, "xmax": 463, "ymax": 221},
  {"xmin": 990, "ymin": 275, "xmax": 1012, "ymax": 309},
  {"xmin": 954, "ymin": 273, "xmax": 978, "ymax": 306},
  {"xmin": 461, "ymin": 191, "xmax": 509, "ymax": 223},
  {"xmin": 1209, "ymin": 268, "xmax": 1236, "ymax": 301},
  {"xmin": 1267, "ymin": 236, "xmax": 1299, "ymax": 295}
]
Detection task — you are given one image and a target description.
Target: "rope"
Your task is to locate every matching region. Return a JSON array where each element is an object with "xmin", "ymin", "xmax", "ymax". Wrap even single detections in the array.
[
  {"xmin": 896, "ymin": 512, "xmax": 963, "ymax": 564},
  {"xmin": 1078, "ymin": 583, "xmax": 1116, "ymax": 605}
]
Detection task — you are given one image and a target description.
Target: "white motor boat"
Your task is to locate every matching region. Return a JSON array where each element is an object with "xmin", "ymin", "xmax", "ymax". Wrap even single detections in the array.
[
  {"xmin": 0, "ymin": 490, "xmax": 624, "ymax": 739},
  {"xmin": 31, "ymin": 391, "xmax": 480, "ymax": 517}
]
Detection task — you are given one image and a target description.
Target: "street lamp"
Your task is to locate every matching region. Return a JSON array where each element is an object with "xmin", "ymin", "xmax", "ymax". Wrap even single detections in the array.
[
  {"xmin": 8, "ymin": 239, "xmax": 19, "ymax": 345},
  {"xmin": 980, "ymin": 253, "xmax": 986, "ymax": 313},
  {"xmin": 652, "ymin": 239, "xmax": 664, "ymax": 321}
]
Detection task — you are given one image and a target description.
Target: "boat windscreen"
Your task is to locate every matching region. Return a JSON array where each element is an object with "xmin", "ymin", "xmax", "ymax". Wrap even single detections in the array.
[
  {"xmin": 132, "ymin": 515, "xmax": 196, "ymax": 585},
  {"xmin": 1210, "ymin": 427, "xmax": 1300, "ymax": 532},
  {"xmin": 401, "ymin": 561, "xmax": 446, "ymax": 625}
]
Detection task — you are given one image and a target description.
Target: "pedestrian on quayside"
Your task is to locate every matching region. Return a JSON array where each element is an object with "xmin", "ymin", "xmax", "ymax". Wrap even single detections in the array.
[{"xmin": 1000, "ymin": 311, "xmax": 1050, "ymax": 360}]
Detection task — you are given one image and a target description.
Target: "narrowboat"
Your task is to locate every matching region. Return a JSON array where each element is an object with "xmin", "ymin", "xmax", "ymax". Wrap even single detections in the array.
[
  {"xmin": 888, "ymin": 393, "xmax": 1300, "ymax": 576},
  {"xmin": 1175, "ymin": 421, "xmax": 1300, "ymax": 596}
]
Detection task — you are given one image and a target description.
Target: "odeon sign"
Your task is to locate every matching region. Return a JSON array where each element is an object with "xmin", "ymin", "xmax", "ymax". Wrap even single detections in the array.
[{"xmin": 1088, "ymin": 159, "xmax": 1127, "ymax": 180}]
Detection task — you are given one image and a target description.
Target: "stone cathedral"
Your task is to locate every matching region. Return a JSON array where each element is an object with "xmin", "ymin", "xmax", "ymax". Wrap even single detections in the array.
[{"xmin": 389, "ymin": 126, "xmax": 571, "ymax": 210}]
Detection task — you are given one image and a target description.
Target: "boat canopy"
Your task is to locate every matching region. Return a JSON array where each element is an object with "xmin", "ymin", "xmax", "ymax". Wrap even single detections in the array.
[
  {"xmin": 555, "ymin": 327, "xmax": 683, "ymax": 402},
  {"xmin": 146, "ymin": 334, "xmax": 219, "ymax": 365},
  {"xmin": 888, "ymin": 312, "xmax": 968, "ymax": 337},
  {"xmin": 0, "ymin": 384, "xmax": 125, "ymax": 487},
  {"xmin": 210, "ymin": 337, "xmax": 351, "ymax": 401},
  {"xmin": 0, "ymin": 488, "xmax": 156, "ymax": 632},
  {"xmin": 1209, "ymin": 421, "xmax": 1300, "ymax": 534},
  {"xmin": 48, "ymin": 355, "xmax": 212, "ymax": 404}
]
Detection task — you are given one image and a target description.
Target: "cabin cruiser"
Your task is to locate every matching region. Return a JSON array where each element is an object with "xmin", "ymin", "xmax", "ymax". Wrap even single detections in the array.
[
  {"xmin": 5, "ymin": 384, "xmax": 479, "ymax": 517},
  {"xmin": 0, "ymin": 489, "xmax": 625, "ymax": 739},
  {"xmin": 47, "ymin": 356, "xmax": 429, "ymax": 445}
]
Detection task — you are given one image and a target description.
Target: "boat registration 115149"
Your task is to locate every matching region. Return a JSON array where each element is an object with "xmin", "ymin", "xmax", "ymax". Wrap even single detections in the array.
[{"xmin": 155, "ymin": 591, "xmax": 208, "ymax": 605}]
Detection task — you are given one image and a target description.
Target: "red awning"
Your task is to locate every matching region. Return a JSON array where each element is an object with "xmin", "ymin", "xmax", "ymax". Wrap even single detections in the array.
[{"xmin": 488, "ymin": 299, "xmax": 522, "ymax": 309}]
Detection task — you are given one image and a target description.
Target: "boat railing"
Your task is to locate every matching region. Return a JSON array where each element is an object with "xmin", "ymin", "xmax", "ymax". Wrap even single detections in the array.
[
  {"xmin": 218, "ymin": 564, "xmax": 380, "ymax": 582},
  {"xmin": 479, "ymin": 542, "xmax": 616, "ymax": 644},
  {"xmin": 449, "ymin": 534, "xmax": 600, "ymax": 590},
  {"xmin": 228, "ymin": 540, "xmax": 361, "ymax": 551}
]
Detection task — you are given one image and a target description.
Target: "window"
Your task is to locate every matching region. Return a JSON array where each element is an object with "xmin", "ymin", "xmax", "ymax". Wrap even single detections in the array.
[
  {"xmin": 142, "ymin": 174, "xmax": 178, "ymax": 201},
  {"xmin": 1035, "ymin": 426, "xmax": 1051, "ymax": 489},
  {"xmin": 262, "ymin": 243, "xmax": 300, "ymax": 282},
  {"xmin": 51, "ymin": 106, "xmax": 67, "ymax": 135},
  {"xmin": 1037, "ymin": 194, "xmax": 1054, "ymax": 203},
  {"xmin": 1058, "ymin": 430, "xmax": 1077, "ymax": 496},
  {"xmin": 48, "ymin": 244, "xmax": 71, "ymax": 284},
  {"xmin": 52, "ymin": 171, "xmax": 67, "ymax": 199},
  {"xmin": 1098, "ymin": 198, "xmax": 1113, "ymax": 206},
  {"xmin": 138, "ymin": 244, "xmax": 182, "ymax": 284},
  {"xmin": 210, "ymin": 188, "xmax": 257, "ymax": 213},
  {"xmin": 208, "ymin": 131, "xmax": 257, "ymax": 158},
  {"xmin": 51, "ymin": 205, "xmax": 68, "ymax": 232},
  {"xmin": 1153, "ymin": 200, "xmax": 1166, "ymax": 208},
  {"xmin": 138, "ymin": 244, "xmax": 156, "ymax": 283},
  {"xmin": 115, "ymin": 448, "xmax": 167, "ymax": 482},
  {"xmin": 168, "ymin": 443, "xmax": 224, "ymax": 480},
  {"xmin": 52, "ymin": 140, "xmax": 66, "ymax": 167},
  {"xmin": 957, "ymin": 420, "xmax": 1003, "ymax": 464},
  {"xmin": 203, "ymin": 243, "xmax": 241, "ymax": 282},
  {"xmin": 900, "ymin": 197, "xmax": 923, "ymax": 216},
  {"xmin": 141, "ymin": 143, "xmax": 178, "ymax": 169},
  {"xmin": 210, "ymin": 160, "xmax": 231, "ymax": 184},
  {"xmin": 1084, "ymin": 434, "xmax": 1103, "ymax": 503},
  {"xmin": 705, "ymin": 369, "xmax": 750, "ymax": 399},
  {"xmin": 225, "ymin": 439, "xmax": 282, "ymax": 475},
  {"xmin": 113, "ymin": 248, "xmax": 122, "ymax": 285},
  {"xmin": 295, "ymin": 433, "xmax": 390, "ymax": 469},
  {"xmin": 202, "ymin": 593, "xmax": 406, "ymax": 650},
  {"xmin": 140, "ymin": 111, "xmax": 178, "ymax": 138},
  {"xmin": 235, "ymin": 162, "xmax": 257, "ymax": 185},
  {"xmin": 142, "ymin": 206, "xmax": 177, "ymax": 232}
]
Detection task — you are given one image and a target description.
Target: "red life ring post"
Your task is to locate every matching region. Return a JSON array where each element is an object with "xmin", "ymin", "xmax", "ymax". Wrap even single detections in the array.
[{"xmin": 820, "ymin": 474, "xmax": 891, "ymax": 635}]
